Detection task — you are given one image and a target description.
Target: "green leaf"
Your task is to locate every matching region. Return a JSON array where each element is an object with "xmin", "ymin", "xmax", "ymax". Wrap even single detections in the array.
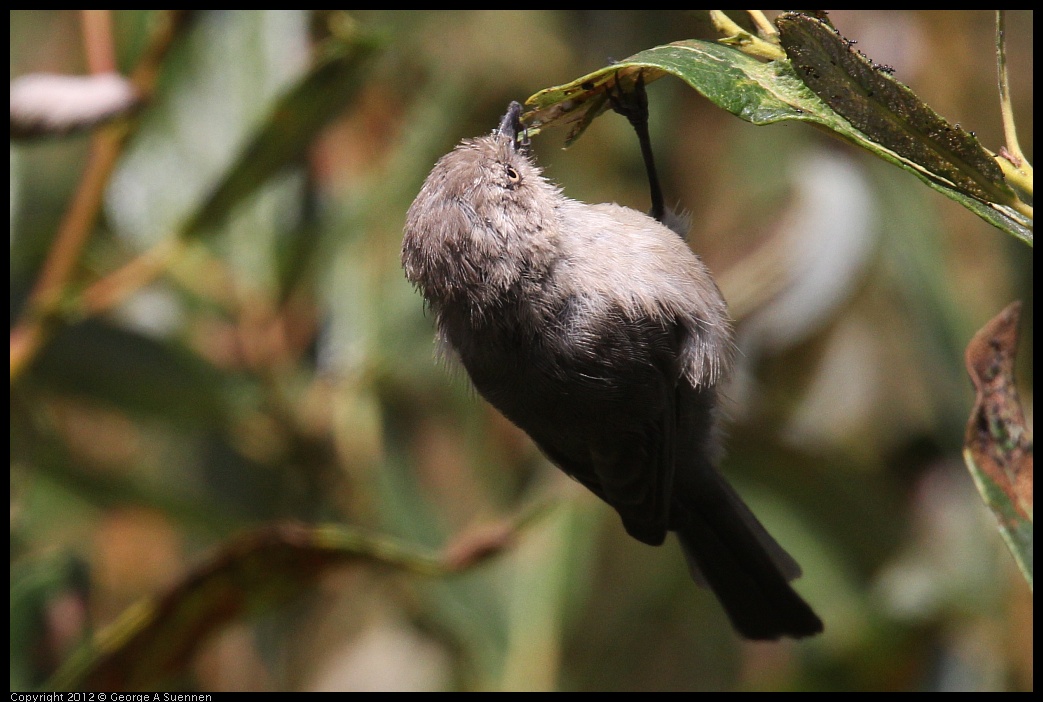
[
  {"xmin": 523, "ymin": 35, "xmax": 1031, "ymax": 244},
  {"xmin": 525, "ymin": 40, "xmax": 821, "ymax": 141},
  {"xmin": 27, "ymin": 320, "xmax": 229, "ymax": 428},
  {"xmin": 181, "ymin": 35, "xmax": 380, "ymax": 239}
]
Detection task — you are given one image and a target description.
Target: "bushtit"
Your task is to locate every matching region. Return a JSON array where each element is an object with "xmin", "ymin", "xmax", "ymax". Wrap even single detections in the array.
[{"xmin": 402, "ymin": 101, "xmax": 822, "ymax": 640}]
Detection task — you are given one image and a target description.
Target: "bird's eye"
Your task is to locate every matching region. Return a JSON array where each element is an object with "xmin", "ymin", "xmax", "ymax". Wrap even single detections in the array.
[{"xmin": 505, "ymin": 165, "xmax": 521, "ymax": 184}]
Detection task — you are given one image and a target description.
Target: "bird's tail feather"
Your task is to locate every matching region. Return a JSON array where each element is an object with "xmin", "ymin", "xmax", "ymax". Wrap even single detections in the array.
[{"xmin": 673, "ymin": 468, "xmax": 823, "ymax": 640}]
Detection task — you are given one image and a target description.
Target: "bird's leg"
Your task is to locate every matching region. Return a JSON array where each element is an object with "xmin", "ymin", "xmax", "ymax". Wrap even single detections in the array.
[{"xmin": 607, "ymin": 71, "xmax": 665, "ymax": 224}]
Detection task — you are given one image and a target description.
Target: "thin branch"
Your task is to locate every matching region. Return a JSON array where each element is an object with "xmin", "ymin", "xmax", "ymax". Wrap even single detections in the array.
[
  {"xmin": 10, "ymin": 11, "xmax": 190, "ymax": 381},
  {"xmin": 81, "ymin": 10, "xmax": 117, "ymax": 74}
]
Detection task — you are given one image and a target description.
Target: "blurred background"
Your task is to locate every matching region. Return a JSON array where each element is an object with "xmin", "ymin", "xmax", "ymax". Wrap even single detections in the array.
[{"xmin": 10, "ymin": 10, "xmax": 1032, "ymax": 692}]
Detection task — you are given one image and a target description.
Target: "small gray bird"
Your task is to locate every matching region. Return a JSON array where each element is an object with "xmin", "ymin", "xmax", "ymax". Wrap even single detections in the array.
[{"xmin": 402, "ymin": 101, "xmax": 822, "ymax": 640}]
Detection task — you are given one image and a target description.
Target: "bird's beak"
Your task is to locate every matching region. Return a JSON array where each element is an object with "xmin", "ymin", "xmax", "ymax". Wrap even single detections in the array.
[{"xmin": 497, "ymin": 101, "xmax": 525, "ymax": 150}]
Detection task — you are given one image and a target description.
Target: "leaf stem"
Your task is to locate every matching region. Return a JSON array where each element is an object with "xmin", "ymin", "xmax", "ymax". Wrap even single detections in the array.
[
  {"xmin": 746, "ymin": 10, "xmax": 779, "ymax": 40},
  {"xmin": 710, "ymin": 10, "xmax": 785, "ymax": 61},
  {"xmin": 995, "ymin": 11, "xmax": 1028, "ymax": 167}
]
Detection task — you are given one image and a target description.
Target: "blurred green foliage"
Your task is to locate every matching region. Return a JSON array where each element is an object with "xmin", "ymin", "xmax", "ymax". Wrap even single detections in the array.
[{"xmin": 10, "ymin": 10, "xmax": 1033, "ymax": 692}]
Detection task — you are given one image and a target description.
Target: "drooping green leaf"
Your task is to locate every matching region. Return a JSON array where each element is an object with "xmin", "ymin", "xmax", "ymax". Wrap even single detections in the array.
[
  {"xmin": 523, "ymin": 32, "xmax": 1031, "ymax": 244},
  {"xmin": 525, "ymin": 40, "xmax": 822, "ymax": 142}
]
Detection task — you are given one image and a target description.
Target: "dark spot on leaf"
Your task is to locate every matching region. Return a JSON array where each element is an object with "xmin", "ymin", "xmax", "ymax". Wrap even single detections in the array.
[{"xmin": 776, "ymin": 11, "xmax": 1016, "ymax": 206}]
